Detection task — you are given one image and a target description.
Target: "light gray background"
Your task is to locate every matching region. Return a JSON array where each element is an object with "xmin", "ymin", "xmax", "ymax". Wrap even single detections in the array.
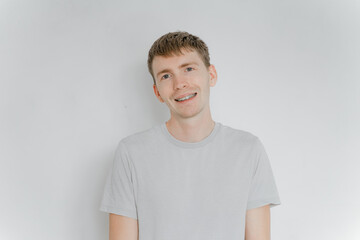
[{"xmin": 1, "ymin": 0, "xmax": 359, "ymax": 239}]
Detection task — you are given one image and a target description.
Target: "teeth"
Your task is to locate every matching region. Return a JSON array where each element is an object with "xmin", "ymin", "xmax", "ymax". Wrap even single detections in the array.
[{"xmin": 176, "ymin": 93, "xmax": 196, "ymax": 102}]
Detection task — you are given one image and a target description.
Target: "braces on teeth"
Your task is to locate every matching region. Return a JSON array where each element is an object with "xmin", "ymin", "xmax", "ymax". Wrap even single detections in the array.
[{"xmin": 176, "ymin": 93, "xmax": 197, "ymax": 102}]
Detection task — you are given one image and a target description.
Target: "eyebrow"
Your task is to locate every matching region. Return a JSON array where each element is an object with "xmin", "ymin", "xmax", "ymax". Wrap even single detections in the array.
[{"xmin": 156, "ymin": 62, "xmax": 199, "ymax": 78}]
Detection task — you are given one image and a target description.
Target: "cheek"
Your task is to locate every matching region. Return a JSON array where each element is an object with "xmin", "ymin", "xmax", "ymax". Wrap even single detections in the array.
[{"xmin": 157, "ymin": 85, "xmax": 172, "ymax": 97}]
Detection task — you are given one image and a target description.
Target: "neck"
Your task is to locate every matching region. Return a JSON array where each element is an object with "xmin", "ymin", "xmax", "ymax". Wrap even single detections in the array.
[{"xmin": 166, "ymin": 114, "xmax": 215, "ymax": 143}]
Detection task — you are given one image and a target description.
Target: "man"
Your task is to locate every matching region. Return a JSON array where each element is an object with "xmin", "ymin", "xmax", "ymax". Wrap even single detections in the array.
[{"xmin": 100, "ymin": 31, "xmax": 281, "ymax": 240}]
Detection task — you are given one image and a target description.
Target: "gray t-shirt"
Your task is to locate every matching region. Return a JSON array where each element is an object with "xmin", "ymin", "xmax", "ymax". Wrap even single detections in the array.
[{"xmin": 100, "ymin": 122, "xmax": 281, "ymax": 239}]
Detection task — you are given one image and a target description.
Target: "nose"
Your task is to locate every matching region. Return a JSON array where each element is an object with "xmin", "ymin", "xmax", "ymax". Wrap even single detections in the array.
[{"xmin": 173, "ymin": 75, "xmax": 189, "ymax": 90}]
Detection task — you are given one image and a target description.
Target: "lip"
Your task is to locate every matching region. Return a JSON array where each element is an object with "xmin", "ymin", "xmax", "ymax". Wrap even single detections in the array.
[{"xmin": 174, "ymin": 92, "xmax": 197, "ymax": 100}]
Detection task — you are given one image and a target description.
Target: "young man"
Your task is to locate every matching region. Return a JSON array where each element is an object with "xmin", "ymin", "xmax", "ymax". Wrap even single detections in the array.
[{"xmin": 100, "ymin": 31, "xmax": 281, "ymax": 240}]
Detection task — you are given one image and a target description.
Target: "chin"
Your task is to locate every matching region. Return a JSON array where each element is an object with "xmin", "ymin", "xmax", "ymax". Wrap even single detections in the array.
[{"xmin": 179, "ymin": 111, "xmax": 201, "ymax": 119}]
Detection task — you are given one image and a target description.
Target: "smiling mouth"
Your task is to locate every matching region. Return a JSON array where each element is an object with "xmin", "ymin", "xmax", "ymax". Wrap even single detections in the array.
[{"xmin": 175, "ymin": 93, "xmax": 197, "ymax": 102}]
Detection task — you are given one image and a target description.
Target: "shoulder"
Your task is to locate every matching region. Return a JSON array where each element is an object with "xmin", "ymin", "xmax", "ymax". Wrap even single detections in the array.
[
  {"xmin": 218, "ymin": 123, "xmax": 260, "ymax": 147},
  {"xmin": 116, "ymin": 124, "xmax": 161, "ymax": 153}
]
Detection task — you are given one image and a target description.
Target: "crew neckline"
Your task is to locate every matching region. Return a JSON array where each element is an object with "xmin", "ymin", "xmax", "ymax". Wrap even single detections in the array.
[{"xmin": 160, "ymin": 121, "xmax": 221, "ymax": 148}]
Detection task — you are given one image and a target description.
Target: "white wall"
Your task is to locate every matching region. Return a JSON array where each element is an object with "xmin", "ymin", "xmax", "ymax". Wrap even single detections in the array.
[{"xmin": 1, "ymin": 0, "xmax": 359, "ymax": 239}]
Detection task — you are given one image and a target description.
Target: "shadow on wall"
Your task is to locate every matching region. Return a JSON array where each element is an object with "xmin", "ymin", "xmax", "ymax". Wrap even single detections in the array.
[{"xmin": 121, "ymin": 61, "xmax": 169, "ymax": 129}]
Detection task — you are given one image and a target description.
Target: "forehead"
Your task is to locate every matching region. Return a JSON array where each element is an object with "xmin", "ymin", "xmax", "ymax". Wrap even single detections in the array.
[{"xmin": 152, "ymin": 49, "xmax": 204, "ymax": 73}]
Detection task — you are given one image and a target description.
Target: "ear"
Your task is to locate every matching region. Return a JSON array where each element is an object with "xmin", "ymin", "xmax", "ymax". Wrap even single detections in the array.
[
  {"xmin": 208, "ymin": 64, "xmax": 218, "ymax": 87},
  {"xmin": 153, "ymin": 84, "xmax": 164, "ymax": 103}
]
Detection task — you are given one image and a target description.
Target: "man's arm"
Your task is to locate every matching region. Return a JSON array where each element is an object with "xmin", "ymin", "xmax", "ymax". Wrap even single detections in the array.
[
  {"xmin": 245, "ymin": 204, "xmax": 271, "ymax": 240},
  {"xmin": 109, "ymin": 213, "xmax": 138, "ymax": 240}
]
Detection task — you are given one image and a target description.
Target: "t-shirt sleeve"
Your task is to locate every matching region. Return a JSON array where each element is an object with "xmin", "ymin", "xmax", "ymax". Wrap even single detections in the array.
[
  {"xmin": 99, "ymin": 141, "xmax": 138, "ymax": 219},
  {"xmin": 247, "ymin": 137, "xmax": 281, "ymax": 210}
]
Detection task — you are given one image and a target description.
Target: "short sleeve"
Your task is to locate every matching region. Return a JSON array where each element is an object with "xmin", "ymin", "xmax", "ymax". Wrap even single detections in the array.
[
  {"xmin": 99, "ymin": 141, "xmax": 138, "ymax": 219},
  {"xmin": 247, "ymin": 138, "xmax": 281, "ymax": 210}
]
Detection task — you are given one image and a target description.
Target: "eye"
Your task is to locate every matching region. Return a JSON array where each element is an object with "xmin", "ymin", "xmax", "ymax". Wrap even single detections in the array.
[
  {"xmin": 185, "ymin": 67, "xmax": 194, "ymax": 72},
  {"xmin": 161, "ymin": 74, "xmax": 171, "ymax": 80}
]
